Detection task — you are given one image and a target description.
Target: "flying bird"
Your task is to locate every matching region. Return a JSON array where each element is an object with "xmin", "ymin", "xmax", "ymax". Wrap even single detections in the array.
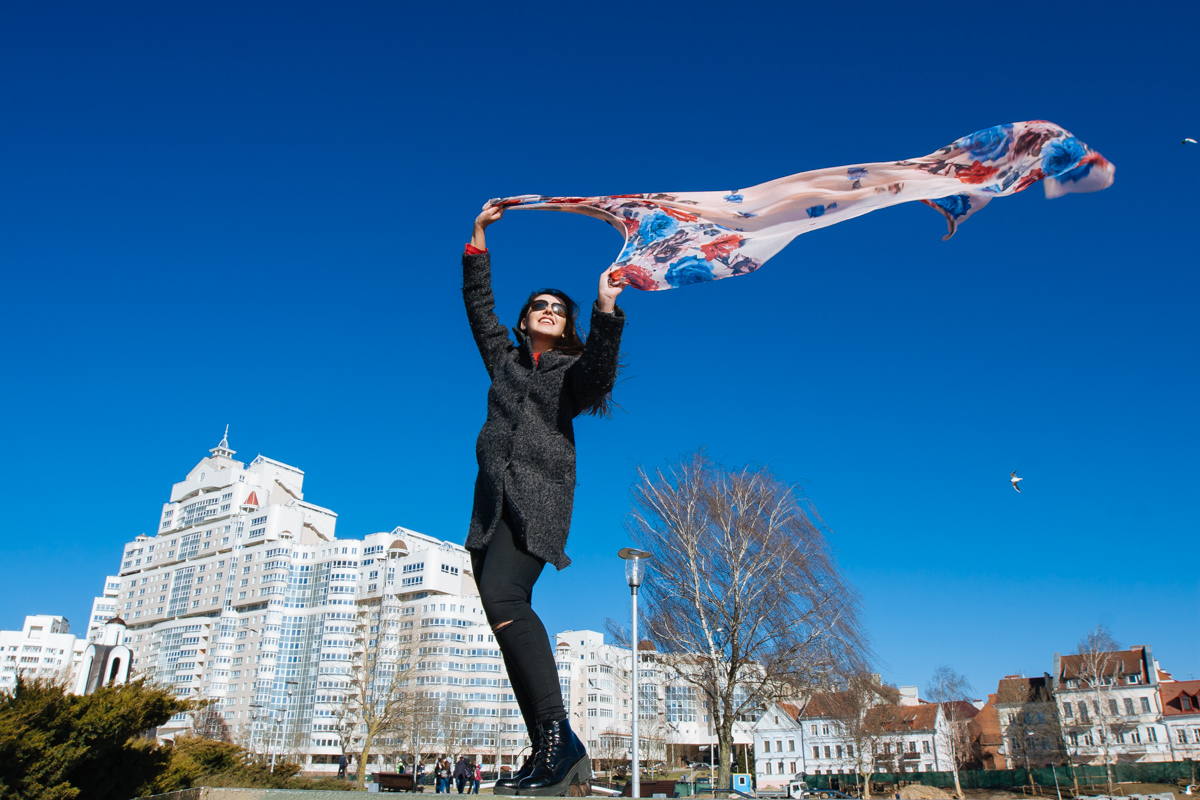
[
  {"xmin": 1185, "ymin": 138, "xmax": 1198, "ymax": 145},
  {"xmin": 1010, "ymin": 471, "xmax": 1023, "ymax": 493}
]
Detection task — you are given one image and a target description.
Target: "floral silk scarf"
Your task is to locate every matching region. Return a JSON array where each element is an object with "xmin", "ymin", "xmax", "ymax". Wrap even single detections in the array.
[{"xmin": 487, "ymin": 120, "xmax": 1114, "ymax": 291}]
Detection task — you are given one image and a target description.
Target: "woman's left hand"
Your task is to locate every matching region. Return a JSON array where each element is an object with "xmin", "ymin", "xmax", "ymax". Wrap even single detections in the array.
[{"xmin": 597, "ymin": 265, "xmax": 627, "ymax": 313}]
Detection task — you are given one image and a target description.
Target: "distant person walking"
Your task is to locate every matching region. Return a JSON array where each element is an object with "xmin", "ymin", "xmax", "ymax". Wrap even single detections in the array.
[
  {"xmin": 338, "ymin": 753, "xmax": 347, "ymax": 779},
  {"xmin": 455, "ymin": 756, "xmax": 471, "ymax": 793},
  {"xmin": 473, "ymin": 762, "xmax": 482, "ymax": 794}
]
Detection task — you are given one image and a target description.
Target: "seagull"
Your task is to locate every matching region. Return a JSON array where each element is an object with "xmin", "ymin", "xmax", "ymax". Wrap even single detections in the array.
[
  {"xmin": 1010, "ymin": 471, "xmax": 1023, "ymax": 493},
  {"xmin": 1185, "ymin": 138, "xmax": 1198, "ymax": 145}
]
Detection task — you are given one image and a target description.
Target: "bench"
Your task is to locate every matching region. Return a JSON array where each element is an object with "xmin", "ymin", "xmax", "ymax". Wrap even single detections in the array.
[
  {"xmin": 623, "ymin": 779, "xmax": 679, "ymax": 798},
  {"xmin": 375, "ymin": 772, "xmax": 423, "ymax": 792}
]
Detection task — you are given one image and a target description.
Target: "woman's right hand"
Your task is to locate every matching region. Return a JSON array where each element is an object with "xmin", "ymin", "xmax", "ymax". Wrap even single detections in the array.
[{"xmin": 471, "ymin": 205, "xmax": 504, "ymax": 249}]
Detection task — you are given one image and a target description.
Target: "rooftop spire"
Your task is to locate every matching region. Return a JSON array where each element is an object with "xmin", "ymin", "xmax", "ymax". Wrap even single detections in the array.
[{"xmin": 209, "ymin": 425, "xmax": 236, "ymax": 459}]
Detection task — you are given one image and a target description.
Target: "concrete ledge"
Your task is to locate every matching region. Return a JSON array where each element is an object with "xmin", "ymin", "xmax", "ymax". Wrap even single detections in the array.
[{"xmin": 136, "ymin": 789, "xmax": 365, "ymax": 800}]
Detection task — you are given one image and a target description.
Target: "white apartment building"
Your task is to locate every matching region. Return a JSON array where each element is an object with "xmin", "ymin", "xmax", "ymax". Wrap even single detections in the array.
[
  {"xmin": 87, "ymin": 431, "xmax": 527, "ymax": 776},
  {"xmin": 86, "ymin": 577, "xmax": 121, "ymax": 643},
  {"xmin": 0, "ymin": 615, "xmax": 80, "ymax": 693},
  {"xmin": 1051, "ymin": 646, "xmax": 1173, "ymax": 764},
  {"xmin": 554, "ymin": 631, "xmax": 758, "ymax": 773}
]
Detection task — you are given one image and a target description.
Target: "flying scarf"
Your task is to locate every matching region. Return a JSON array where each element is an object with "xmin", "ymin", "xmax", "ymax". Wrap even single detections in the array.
[{"xmin": 486, "ymin": 120, "xmax": 1114, "ymax": 291}]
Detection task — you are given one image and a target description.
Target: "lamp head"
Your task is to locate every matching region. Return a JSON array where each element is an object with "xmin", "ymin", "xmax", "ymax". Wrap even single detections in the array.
[{"xmin": 618, "ymin": 548, "xmax": 653, "ymax": 588}]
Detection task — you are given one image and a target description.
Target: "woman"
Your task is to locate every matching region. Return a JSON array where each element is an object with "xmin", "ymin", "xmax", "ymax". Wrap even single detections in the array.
[{"xmin": 462, "ymin": 205, "xmax": 626, "ymax": 796}]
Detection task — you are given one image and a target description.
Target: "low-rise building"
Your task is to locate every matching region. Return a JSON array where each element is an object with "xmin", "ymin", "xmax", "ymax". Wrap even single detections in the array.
[
  {"xmin": 752, "ymin": 701, "xmax": 804, "ymax": 788},
  {"xmin": 1158, "ymin": 678, "xmax": 1200, "ymax": 761},
  {"xmin": 994, "ymin": 674, "xmax": 1065, "ymax": 769},
  {"xmin": 1051, "ymin": 645, "xmax": 1173, "ymax": 764}
]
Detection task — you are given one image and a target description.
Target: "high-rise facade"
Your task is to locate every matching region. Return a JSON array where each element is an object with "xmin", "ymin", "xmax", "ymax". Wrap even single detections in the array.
[{"xmin": 90, "ymin": 431, "xmax": 526, "ymax": 776}]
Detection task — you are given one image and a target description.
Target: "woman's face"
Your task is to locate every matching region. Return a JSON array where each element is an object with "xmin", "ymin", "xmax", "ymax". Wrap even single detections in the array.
[{"xmin": 522, "ymin": 293, "xmax": 568, "ymax": 340}]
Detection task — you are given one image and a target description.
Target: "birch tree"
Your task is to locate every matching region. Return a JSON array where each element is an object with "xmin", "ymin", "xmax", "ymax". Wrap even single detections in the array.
[
  {"xmin": 924, "ymin": 666, "xmax": 975, "ymax": 799},
  {"xmin": 628, "ymin": 452, "xmax": 868, "ymax": 793},
  {"xmin": 1072, "ymin": 625, "xmax": 1124, "ymax": 795}
]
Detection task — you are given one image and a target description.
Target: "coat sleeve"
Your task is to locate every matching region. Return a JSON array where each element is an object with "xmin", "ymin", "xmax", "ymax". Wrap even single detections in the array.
[
  {"xmin": 568, "ymin": 302, "xmax": 625, "ymax": 415},
  {"xmin": 462, "ymin": 251, "xmax": 514, "ymax": 379}
]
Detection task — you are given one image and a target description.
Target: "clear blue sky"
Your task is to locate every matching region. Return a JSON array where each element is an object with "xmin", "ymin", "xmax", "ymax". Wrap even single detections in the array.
[{"xmin": 2, "ymin": 1, "xmax": 1197, "ymax": 698}]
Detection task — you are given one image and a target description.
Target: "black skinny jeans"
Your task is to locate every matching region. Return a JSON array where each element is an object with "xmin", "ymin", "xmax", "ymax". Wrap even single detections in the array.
[{"xmin": 470, "ymin": 508, "xmax": 566, "ymax": 729}]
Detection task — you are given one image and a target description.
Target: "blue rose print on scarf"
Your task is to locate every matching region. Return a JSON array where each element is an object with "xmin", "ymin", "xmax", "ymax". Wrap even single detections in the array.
[
  {"xmin": 806, "ymin": 203, "xmax": 838, "ymax": 218},
  {"xmin": 1041, "ymin": 137, "xmax": 1086, "ymax": 178},
  {"xmin": 723, "ymin": 193, "xmax": 744, "ymax": 203},
  {"xmin": 665, "ymin": 255, "xmax": 714, "ymax": 288},
  {"xmin": 1054, "ymin": 160, "xmax": 1094, "ymax": 185},
  {"xmin": 638, "ymin": 212, "xmax": 679, "ymax": 244},
  {"xmin": 958, "ymin": 124, "xmax": 1014, "ymax": 162},
  {"xmin": 929, "ymin": 194, "xmax": 972, "ymax": 219}
]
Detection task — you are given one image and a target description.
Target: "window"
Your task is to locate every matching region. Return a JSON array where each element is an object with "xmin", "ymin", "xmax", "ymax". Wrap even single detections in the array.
[
  {"xmin": 1140, "ymin": 697, "xmax": 1151, "ymax": 713},
  {"xmin": 788, "ymin": 739, "xmax": 795, "ymax": 752},
  {"xmin": 846, "ymin": 745, "xmax": 853, "ymax": 757},
  {"xmin": 1130, "ymin": 728, "xmax": 1141, "ymax": 744},
  {"xmin": 811, "ymin": 724, "xmax": 819, "ymax": 735},
  {"xmin": 835, "ymin": 745, "xmax": 843, "ymax": 758},
  {"xmin": 1125, "ymin": 698, "xmax": 1135, "ymax": 715},
  {"xmin": 1063, "ymin": 703, "xmax": 1073, "ymax": 718},
  {"xmin": 822, "ymin": 724, "xmax": 830, "ymax": 735},
  {"xmin": 908, "ymin": 741, "xmax": 917, "ymax": 753},
  {"xmin": 1127, "ymin": 674, "xmax": 1141, "ymax": 684},
  {"xmin": 776, "ymin": 740, "xmax": 782, "ymax": 753},
  {"xmin": 1078, "ymin": 702, "xmax": 1089, "ymax": 722},
  {"xmin": 824, "ymin": 746, "xmax": 831, "ymax": 758},
  {"xmin": 764, "ymin": 741, "xmax": 770, "ymax": 753},
  {"xmin": 1109, "ymin": 699, "xmax": 1119, "ymax": 715},
  {"xmin": 813, "ymin": 746, "xmax": 820, "ymax": 759},
  {"xmin": 1177, "ymin": 730, "xmax": 1189, "ymax": 744},
  {"xmin": 1182, "ymin": 696, "xmax": 1193, "ymax": 711},
  {"xmin": 765, "ymin": 763, "xmax": 772, "ymax": 775},
  {"xmin": 922, "ymin": 740, "xmax": 930, "ymax": 754},
  {"xmin": 1147, "ymin": 727, "xmax": 1157, "ymax": 742}
]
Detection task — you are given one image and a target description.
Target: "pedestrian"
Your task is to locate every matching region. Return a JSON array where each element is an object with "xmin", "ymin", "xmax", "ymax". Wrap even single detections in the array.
[
  {"xmin": 462, "ymin": 206, "xmax": 624, "ymax": 795},
  {"xmin": 473, "ymin": 762, "xmax": 482, "ymax": 794},
  {"xmin": 455, "ymin": 756, "xmax": 470, "ymax": 794},
  {"xmin": 440, "ymin": 758, "xmax": 452, "ymax": 793},
  {"xmin": 338, "ymin": 752, "xmax": 347, "ymax": 779},
  {"xmin": 416, "ymin": 760, "xmax": 426, "ymax": 789},
  {"xmin": 435, "ymin": 759, "xmax": 446, "ymax": 793}
]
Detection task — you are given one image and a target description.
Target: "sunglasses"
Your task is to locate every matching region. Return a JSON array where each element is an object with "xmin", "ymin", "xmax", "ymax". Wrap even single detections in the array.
[{"xmin": 529, "ymin": 299, "xmax": 568, "ymax": 318}]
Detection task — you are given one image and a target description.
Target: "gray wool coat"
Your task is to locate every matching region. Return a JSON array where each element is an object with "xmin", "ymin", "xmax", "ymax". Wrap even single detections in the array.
[{"xmin": 462, "ymin": 251, "xmax": 625, "ymax": 570}]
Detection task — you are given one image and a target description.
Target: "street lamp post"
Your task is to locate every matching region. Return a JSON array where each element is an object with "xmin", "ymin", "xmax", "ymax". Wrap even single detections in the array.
[{"xmin": 619, "ymin": 548, "xmax": 652, "ymax": 800}]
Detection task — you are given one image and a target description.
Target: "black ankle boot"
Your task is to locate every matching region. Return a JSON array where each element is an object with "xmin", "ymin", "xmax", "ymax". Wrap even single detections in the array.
[
  {"xmin": 516, "ymin": 718, "xmax": 590, "ymax": 796},
  {"xmin": 494, "ymin": 731, "xmax": 544, "ymax": 795}
]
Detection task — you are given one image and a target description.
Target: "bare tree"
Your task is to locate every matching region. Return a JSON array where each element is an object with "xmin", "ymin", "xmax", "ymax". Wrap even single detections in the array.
[
  {"xmin": 823, "ymin": 675, "xmax": 902, "ymax": 800},
  {"xmin": 190, "ymin": 696, "xmax": 233, "ymax": 742},
  {"xmin": 342, "ymin": 600, "xmax": 422, "ymax": 784},
  {"xmin": 628, "ymin": 453, "xmax": 868, "ymax": 793},
  {"xmin": 1070, "ymin": 625, "xmax": 1124, "ymax": 795},
  {"xmin": 925, "ymin": 666, "xmax": 975, "ymax": 799},
  {"xmin": 994, "ymin": 675, "xmax": 1065, "ymax": 790}
]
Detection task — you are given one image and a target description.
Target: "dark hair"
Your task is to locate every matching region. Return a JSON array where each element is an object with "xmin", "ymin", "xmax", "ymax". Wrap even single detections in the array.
[{"xmin": 516, "ymin": 288, "xmax": 617, "ymax": 417}]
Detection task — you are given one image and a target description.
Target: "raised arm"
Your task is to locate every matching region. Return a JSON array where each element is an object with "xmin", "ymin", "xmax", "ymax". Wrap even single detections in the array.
[
  {"xmin": 569, "ymin": 265, "xmax": 627, "ymax": 415},
  {"xmin": 462, "ymin": 207, "xmax": 513, "ymax": 379}
]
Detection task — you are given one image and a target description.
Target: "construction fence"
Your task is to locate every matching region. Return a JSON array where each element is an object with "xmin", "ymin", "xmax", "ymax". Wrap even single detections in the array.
[{"xmin": 802, "ymin": 761, "xmax": 1197, "ymax": 792}]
